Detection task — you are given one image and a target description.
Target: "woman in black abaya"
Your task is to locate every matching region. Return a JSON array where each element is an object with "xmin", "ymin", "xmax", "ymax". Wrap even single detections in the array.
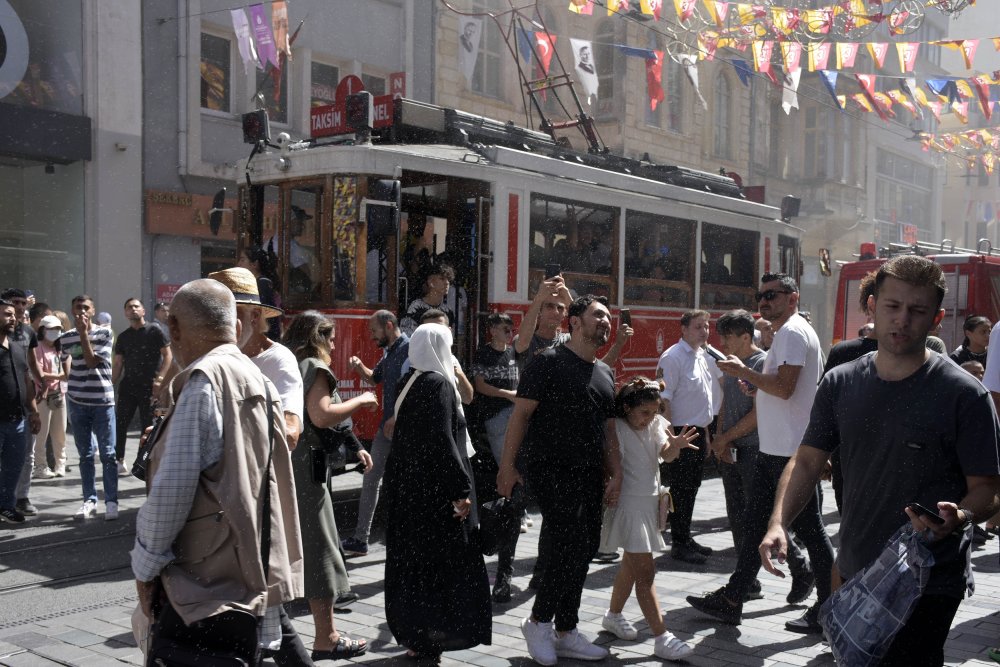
[{"xmin": 384, "ymin": 323, "xmax": 491, "ymax": 661}]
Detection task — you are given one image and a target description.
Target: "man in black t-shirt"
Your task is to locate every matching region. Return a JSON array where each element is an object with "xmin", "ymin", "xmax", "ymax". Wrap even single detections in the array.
[
  {"xmin": 0, "ymin": 298, "xmax": 40, "ymax": 524},
  {"xmin": 760, "ymin": 255, "xmax": 1000, "ymax": 665},
  {"xmin": 497, "ymin": 295, "xmax": 620, "ymax": 665},
  {"xmin": 112, "ymin": 298, "xmax": 172, "ymax": 472}
]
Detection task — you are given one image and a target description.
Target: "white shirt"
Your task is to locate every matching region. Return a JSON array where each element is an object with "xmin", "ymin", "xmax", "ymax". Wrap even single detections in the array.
[
  {"xmin": 657, "ymin": 339, "xmax": 715, "ymax": 427},
  {"xmin": 250, "ymin": 342, "xmax": 304, "ymax": 421},
  {"xmin": 982, "ymin": 321, "xmax": 1000, "ymax": 393},
  {"xmin": 616, "ymin": 414, "xmax": 670, "ymax": 497},
  {"xmin": 756, "ymin": 313, "xmax": 823, "ymax": 457}
]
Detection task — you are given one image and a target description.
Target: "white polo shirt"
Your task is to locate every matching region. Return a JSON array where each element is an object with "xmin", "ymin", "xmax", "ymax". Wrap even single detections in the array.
[
  {"xmin": 756, "ymin": 312, "xmax": 823, "ymax": 457},
  {"xmin": 657, "ymin": 338, "xmax": 716, "ymax": 428}
]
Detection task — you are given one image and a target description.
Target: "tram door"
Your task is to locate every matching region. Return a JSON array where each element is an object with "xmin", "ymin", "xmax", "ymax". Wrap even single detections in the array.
[{"xmin": 397, "ymin": 175, "xmax": 490, "ymax": 365}]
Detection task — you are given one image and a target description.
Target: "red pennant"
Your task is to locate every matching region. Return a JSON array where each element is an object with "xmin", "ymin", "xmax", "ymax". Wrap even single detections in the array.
[
  {"xmin": 855, "ymin": 73, "xmax": 887, "ymax": 120},
  {"xmin": 961, "ymin": 39, "xmax": 979, "ymax": 69},
  {"xmin": 646, "ymin": 51, "xmax": 665, "ymax": 111},
  {"xmin": 836, "ymin": 42, "xmax": 860, "ymax": 69},
  {"xmin": 972, "ymin": 75, "xmax": 993, "ymax": 121},
  {"xmin": 866, "ymin": 42, "xmax": 889, "ymax": 69},
  {"xmin": 895, "ymin": 43, "xmax": 919, "ymax": 72}
]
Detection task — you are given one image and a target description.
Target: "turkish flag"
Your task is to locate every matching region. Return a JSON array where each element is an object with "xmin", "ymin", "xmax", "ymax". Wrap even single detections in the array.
[{"xmin": 536, "ymin": 32, "xmax": 557, "ymax": 75}]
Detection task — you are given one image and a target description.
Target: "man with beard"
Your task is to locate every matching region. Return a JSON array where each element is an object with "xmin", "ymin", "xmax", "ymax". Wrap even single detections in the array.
[
  {"xmin": 498, "ymin": 295, "xmax": 622, "ymax": 665},
  {"xmin": 112, "ymin": 298, "xmax": 172, "ymax": 475},
  {"xmin": 761, "ymin": 255, "xmax": 1000, "ymax": 663},
  {"xmin": 0, "ymin": 298, "xmax": 40, "ymax": 524},
  {"xmin": 343, "ymin": 310, "xmax": 409, "ymax": 556}
]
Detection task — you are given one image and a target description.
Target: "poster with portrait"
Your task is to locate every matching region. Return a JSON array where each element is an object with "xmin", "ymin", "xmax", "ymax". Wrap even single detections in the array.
[
  {"xmin": 570, "ymin": 38, "xmax": 598, "ymax": 104},
  {"xmin": 457, "ymin": 17, "xmax": 483, "ymax": 88}
]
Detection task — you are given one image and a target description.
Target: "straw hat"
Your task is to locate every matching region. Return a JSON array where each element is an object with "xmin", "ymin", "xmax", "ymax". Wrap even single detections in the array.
[{"xmin": 208, "ymin": 267, "xmax": 283, "ymax": 319}]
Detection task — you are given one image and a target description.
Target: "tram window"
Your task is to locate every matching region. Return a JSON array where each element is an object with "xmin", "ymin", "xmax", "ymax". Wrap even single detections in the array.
[
  {"xmin": 700, "ymin": 223, "xmax": 759, "ymax": 309},
  {"xmin": 623, "ymin": 211, "xmax": 695, "ymax": 308},
  {"xmin": 529, "ymin": 194, "xmax": 616, "ymax": 298},
  {"xmin": 330, "ymin": 177, "xmax": 361, "ymax": 302},
  {"xmin": 277, "ymin": 188, "xmax": 322, "ymax": 306}
]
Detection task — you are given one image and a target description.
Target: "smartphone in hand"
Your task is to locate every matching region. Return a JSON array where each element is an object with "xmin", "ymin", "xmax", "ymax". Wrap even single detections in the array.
[
  {"xmin": 620, "ymin": 308, "xmax": 631, "ymax": 327},
  {"xmin": 704, "ymin": 344, "xmax": 726, "ymax": 362},
  {"xmin": 907, "ymin": 502, "xmax": 946, "ymax": 525},
  {"xmin": 544, "ymin": 263, "xmax": 562, "ymax": 279}
]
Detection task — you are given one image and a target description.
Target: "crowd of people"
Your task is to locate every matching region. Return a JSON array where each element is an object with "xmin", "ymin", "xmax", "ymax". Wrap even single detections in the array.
[{"xmin": 1, "ymin": 252, "xmax": 1000, "ymax": 666}]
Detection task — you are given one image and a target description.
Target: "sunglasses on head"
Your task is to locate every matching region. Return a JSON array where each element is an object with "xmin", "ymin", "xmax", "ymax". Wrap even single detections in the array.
[{"xmin": 755, "ymin": 289, "xmax": 792, "ymax": 302}]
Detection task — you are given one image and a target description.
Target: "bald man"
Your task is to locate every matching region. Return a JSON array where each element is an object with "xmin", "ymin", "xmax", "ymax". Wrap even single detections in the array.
[{"xmin": 131, "ymin": 280, "xmax": 304, "ymax": 659}]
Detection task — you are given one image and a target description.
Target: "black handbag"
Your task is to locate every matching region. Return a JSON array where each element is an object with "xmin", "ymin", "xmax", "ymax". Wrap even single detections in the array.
[
  {"xmin": 310, "ymin": 421, "xmax": 362, "ymax": 484},
  {"xmin": 132, "ymin": 414, "xmax": 167, "ymax": 482},
  {"xmin": 146, "ymin": 383, "xmax": 276, "ymax": 667},
  {"xmin": 477, "ymin": 485, "xmax": 524, "ymax": 556}
]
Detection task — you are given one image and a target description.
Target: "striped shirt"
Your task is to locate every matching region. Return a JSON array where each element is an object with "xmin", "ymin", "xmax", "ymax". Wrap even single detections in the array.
[{"xmin": 60, "ymin": 327, "xmax": 115, "ymax": 405}]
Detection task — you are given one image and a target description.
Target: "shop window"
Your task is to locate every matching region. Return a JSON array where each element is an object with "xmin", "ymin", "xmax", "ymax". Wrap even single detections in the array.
[
  {"xmin": 700, "ymin": 222, "xmax": 758, "ymax": 309},
  {"xmin": 255, "ymin": 58, "xmax": 288, "ymax": 124},
  {"xmin": 200, "ymin": 33, "xmax": 231, "ymax": 112},
  {"xmin": 528, "ymin": 194, "xmax": 617, "ymax": 300},
  {"xmin": 311, "ymin": 62, "xmax": 339, "ymax": 107},
  {"xmin": 623, "ymin": 211, "xmax": 695, "ymax": 308}
]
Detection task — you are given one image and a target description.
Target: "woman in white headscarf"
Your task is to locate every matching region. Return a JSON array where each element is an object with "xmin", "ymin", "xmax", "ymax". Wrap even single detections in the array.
[{"xmin": 383, "ymin": 324, "xmax": 491, "ymax": 662}]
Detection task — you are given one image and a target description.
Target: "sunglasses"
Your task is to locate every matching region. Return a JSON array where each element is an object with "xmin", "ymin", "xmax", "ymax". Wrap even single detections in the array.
[{"xmin": 755, "ymin": 289, "xmax": 792, "ymax": 302}]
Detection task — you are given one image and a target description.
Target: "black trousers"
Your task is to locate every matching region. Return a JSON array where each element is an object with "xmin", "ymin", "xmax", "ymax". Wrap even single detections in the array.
[
  {"xmin": 724, "ymin": 451, "xmax": 834, "ymax": 602},
  {"xmin": 271, "ymin": 605, "xmax": 314, "ymax": 666},
  {"xmin": 662, "ymin": 425, "xmax": 709, "ymax": 544},
  {"xmin": 879, "ymin": 594, "xmax": 961, "ymax": 666},
  {"xmin": 116, "ymin": 383, "xmax": 154, "ymax": 461},
  {"xmin": 527, "ymin": 464, "xmax": 604, "ymax": 631}
]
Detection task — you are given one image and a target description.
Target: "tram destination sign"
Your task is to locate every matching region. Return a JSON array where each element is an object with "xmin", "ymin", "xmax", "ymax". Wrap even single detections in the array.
[{"xmin": 311, "ymin": 94, "xmax": 395, "ymax": 138}]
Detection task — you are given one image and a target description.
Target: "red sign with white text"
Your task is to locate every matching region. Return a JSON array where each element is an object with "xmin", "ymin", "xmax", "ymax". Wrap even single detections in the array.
[
  {"xmin": 390, "ymin": 72, "xmax": 406, "ymax": 98},
  {"xmin": 311, "ymin": 94, "xmax": 395, "ymax": 138}
]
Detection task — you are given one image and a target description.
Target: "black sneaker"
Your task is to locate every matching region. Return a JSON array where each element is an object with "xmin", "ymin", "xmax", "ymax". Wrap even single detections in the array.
[
  {"xmin": 744, "ymin": 579, "xmax": 764, "ymax": 602},
  {"xmin": 334, "ymin": 592, "xmax": 359, "ymax": 609},
  {"xmin": 15, "ymin": 499, "xmax": 37, "ymax": 516},
  {"xmin": 787, "ymin": 570, "xmax": 816, "ymax": 604},
  {"xmin": 492, "ymin": 575, "xmax": 512, "ymax": 604},
  {"xmin": 785, "ymin": 602, "xmax": 822, "ymax": 634},
  {"xmin": 689, "ymin": 539, "xmax": 713, "ymax": 556},
  {"xmin": 687, "ymin": 588, "xmax": 742, "ymax": 625},
  {"xmin": 671, "ymin": 542, "xmax": 707, "ymax": 564},
  {"xmin": 341, "ymin": 537, "xmax": 369, "ymax": 557},
  {"xmin": 593, "ymin": 551, "xmax": 621, "ymax": 563},
  {"xmin": 0, "ymin": 508, "xmax": 26, "ymax": 524}
]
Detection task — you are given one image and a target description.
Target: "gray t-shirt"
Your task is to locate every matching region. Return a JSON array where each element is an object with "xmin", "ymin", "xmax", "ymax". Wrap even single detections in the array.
[
  {"xmin": 720, "ymin": 349, "xmax": 766, "ymax": 449},
  {"xmin": 803, "ymin": 352, "xmax": 1000, "ymax": 596}
]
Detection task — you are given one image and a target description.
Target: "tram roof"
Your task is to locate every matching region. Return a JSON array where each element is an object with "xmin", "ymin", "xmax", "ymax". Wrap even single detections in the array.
[{"xmin": 250, "ymin": 139, "xmax": 789, "ymax": 227}]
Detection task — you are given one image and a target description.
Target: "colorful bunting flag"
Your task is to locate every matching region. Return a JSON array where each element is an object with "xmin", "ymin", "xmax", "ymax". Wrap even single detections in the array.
[
  {"xmin": 645, "ymin": 51, "xmax": 665, "ymax": 110},
  {"xmin": 641, "ymin": 0, "xmax": 663, "ymax": 19},
  {"xmin": 872, "ymin": 92, "xmax": 895, "ymax": 118},
  {"xmin": 855, "ymin": 73, "xmax": 888, "ymax": 120},
  {"xmin": 851, "ymin": 93, "xmax": 874, "ymax": 113},
  {"xmin": 781, "ymin": 68, "xmax": 801, "ymax": 114},
  {"xmin": 249, "ymin": 4, "xmax": 279, "ymax": 69},
  {"xmin": 733, "ymin": 59, "xmax": 753, "ymax": 86},
  {"xmin": 674, "ymin": 0, "xmax": 697, "ymax": 22},
  {"xmin": 780, "ymin": 41, "xmax": 802, "ymax": 73},
  {"xmin": 886, "ymin": 90, "xmax": 916, "ymax": 116},
  {"xmin": 953, "ymin": 101, "xmax": 969, "ymax": 124},
  {"xmin": 568, "ymin": 0, "xmax": 595, "ymax": 14},
  {"xmin": 752, "ymin": 41, "xmax": 774, "ymax": 76},
  {"xmin": 836, "ymin": 42, "xmax": 860, "ymax": 70},
  {"xmin": 955, "ymin": 79, "xmax": 973, "ymax": 100},
  {"xmin": 866, "ymin": 42, "xmax": 889, "ymax": 69},
  {"xmin": 972, "ymin": 75, "xmax": 993, "ymax": 121},
  {"xmin": 818, "ymin": 70, "xmax": 841, "ymax": 108},
  {"xmin": 961, "ymin": 39, "xmax": 979, "ymax": 69},
  {"xmin": 808, "ymin": 42, "xmax": 832, "ymax": 72},
  {"xmin": 272, "ymin": 1, "xmax": 291, "ymax": 59},
  {"xmin": 895, "ymin": 43, "xmax": 919, "ymax": 73}
]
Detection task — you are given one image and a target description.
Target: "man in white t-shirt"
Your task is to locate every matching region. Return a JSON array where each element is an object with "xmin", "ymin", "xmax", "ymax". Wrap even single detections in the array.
[
  {"xmin": 687, "ymin": 272, "xmax": 834, "ymax": 634},
  {"xmin": 209, "ymin": 267, "xmax": 314, "ymax": 664}
]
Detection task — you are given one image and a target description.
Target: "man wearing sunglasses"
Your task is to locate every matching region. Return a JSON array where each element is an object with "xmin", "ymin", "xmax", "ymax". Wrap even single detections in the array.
[{"xmin": 688, "ymin": 272, "xmax": 833, "ymax": 634}]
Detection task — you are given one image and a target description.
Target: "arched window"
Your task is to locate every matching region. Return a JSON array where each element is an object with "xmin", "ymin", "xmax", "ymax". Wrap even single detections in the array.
[{"xmin": 713, "ymin": 74, "xmax": 731, "ymax": 158}]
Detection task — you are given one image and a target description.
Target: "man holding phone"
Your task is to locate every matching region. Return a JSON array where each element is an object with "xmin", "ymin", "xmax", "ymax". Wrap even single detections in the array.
[{"xmin": 760, "ymin": 256, "xmax": 1000, "ymax": 663}]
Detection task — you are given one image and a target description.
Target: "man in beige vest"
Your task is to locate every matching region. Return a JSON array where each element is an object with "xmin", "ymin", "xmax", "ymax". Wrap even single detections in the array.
[{"xmin": 131, "ymin": 279, "xmax": 304, "ymax": 654}]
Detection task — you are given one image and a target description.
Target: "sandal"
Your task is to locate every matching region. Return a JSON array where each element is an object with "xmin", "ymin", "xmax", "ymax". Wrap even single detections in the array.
[
  {"xmin": 988, "ymin": 647, "xmax": 1000, "ymax": 664},
  {"xmin": 311, "ymin": 636, "xmax": 368, "ymax": 661}
]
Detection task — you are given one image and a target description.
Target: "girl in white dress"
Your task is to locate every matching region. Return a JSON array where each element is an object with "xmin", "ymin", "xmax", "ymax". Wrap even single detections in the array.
[{"xmin": 600, "ymin": 377, "xmax": 700, "ymax": 661}]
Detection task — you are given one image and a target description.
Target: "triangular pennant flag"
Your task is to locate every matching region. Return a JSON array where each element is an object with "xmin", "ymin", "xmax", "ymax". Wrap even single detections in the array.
[
  {"xmin": 517, "ymin": 28, "xmax": 534, "ymax": 65},
  {"xmin": 698, "ymin": 32, "xmax": 720, "ymax": 60},
  {"xmin": 902, "ymin": 78, "xmax": 926, "ymax": 118},
  {"xmin": 866, "ymin": 42, "xmax": 889, "ymax": 69},
  {"xmin": 535, "ymin": 32, "xmax": 556, "ymax": 75},
  {"xmin": 851, "ymin": 93, "xmax": 874, "ymax": 113},
  {"xmin": 985, "ymin": 153, "xmax": 996, "ymax": 176},
  {"xmin": 770, "ymin": 7, "xmax": 799, "ymax": 36},
  {"xmin": 926, "ymin": 79, "xmax": 959, "ymax": 105},
  {"xmin": 872, "ymin": 92, "xmax": 896, "ymax": 118},
  {"xmin": 837, "ymin": 94, "xmax": 847, "ymax": 109},
  {"xmin": 836, "ymin": 42, "xmax": 860, "ymax": 70},
  {"xmin": 952, "ymin": 100, "xmax": 969, "ymax": 124},
  {"xmin": 568, "ymin": 0, "xmax": 595, "ymax": 14},
  {"xmin": 780, "ymin": 41, "xmax": 802, "ymax": 72},
  {"xmin": 674, "ymin": 0, "xmax": 697, "ymax": 22},
  {"xmin": 855, "ymin": 73, "xmax": 887, "ymax": 120},
  {"xmin": 926, "ymin": 100, "xmax": 943, "ymax": 122},
  {"xmin": 641, "ymin": 0, "xmax": 664, "ymax": 19},
  {"xmin": 781, "ymin": 68, "xmax": 801, "ymax": 114},
  {"xmin": 715, "ymin": 0, "xmax": 730, "ymax": 25},
  {"xmin": 733, "ymin": 59, "xmax": 753, "ymax": 86},
  {"xmin": 752, "ymin": 41, "xmax": 774, "ymax": 75},
  {"xmin": 972, "ymin": 75, "xmax": 993, "ymax": 121},
  {"xmin": 955, "ymin": 79, "xmax": 973, "ymax": 100},
  {"xmin": 896, "ymin": 43, "xmax": 919, "ymax": 72},
  {"xmin": 961, "ymin": 39, "xmax": 979, "ymax": 69},
  {"xmin": 887, "ymin": 90, "xmax": 916, "ymax": 116},
  {"xmin": 645, "ymin": 51, "xmax": 666, "ymax": 110},
  {"xmin": 993, "ymin": 37, "xmax": 1000, "ymax": 52},
  {"xmin": 818, "ymin": 70, "xmax": 841, "ymax": 108},
  {"xmin": 702, "ymin": 0, "xmax": 720, "ymax": 25},
  {"xmin": 808, "ymin": 42, "xmax": 832, "ymax": 72},
  {"xmin": 617, "ymin": 44, "xmax": 657, "ymax": 59},
  {"xmin": 231, "ymin": 8, "xmax": 259, "ymax": 75}
]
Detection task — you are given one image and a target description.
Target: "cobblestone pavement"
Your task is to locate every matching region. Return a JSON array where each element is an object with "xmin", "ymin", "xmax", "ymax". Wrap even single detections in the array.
[{"xmin": 1, "ymin": 463, "xmax": 998, "ymax": 666}]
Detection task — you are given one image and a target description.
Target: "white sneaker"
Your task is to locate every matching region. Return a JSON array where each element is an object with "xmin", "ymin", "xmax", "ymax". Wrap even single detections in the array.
[
  {"xmin": 105, "ymin": 501, "xmax": 119, "ymax": 521},
  {"xmin": 554, "ymin": 629, "xmax": 609, "ymax": 661},
  {"xmin": 521, "ymin": 618, "xmax": 557, "ymax": 666},
  {"xmin": 653, "ymin": 631, "xmax": 693, "ymax": 661},
  {"xmin": 53, "ymin": 464, "xmax": 66, "ymax": 477},
  {"xmin": 117, "ymin": 460, "xmax": 130, "ymax": 477},
  {"xmin": 32, "ymin": 467, "xmax": 56, "ymax": 479},
  {"xmin": 74, "ymin": 500, "xmax": 97, "ymax": 520},
  {"xmin": 602, "ymin": 611, "xmax": 638, "ymax": 640}
]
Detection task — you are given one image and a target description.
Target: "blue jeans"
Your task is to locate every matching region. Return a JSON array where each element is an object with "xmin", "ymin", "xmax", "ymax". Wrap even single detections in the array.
[
  {"xmin": 68, "ymin": 401, "xmax": 117, "ymax": 504},
  {"xmin": 0, "ymin": 418, "xmax": 27, "ymax": 509}
]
